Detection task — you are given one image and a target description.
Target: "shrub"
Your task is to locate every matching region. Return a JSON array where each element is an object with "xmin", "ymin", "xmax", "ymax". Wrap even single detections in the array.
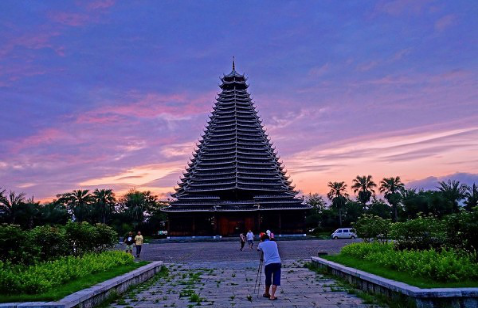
[
  {"xmin": 0, "ymin": 251, "xmax": 133, "ymax": 294},
  {"xmin": 390, "ymin": 216, "xmax": 446, "ymax": 250},
  {"xmin": 353, "ymin": 214, "xmax": 390, "ymax": 242},
  {"xmin": 92, "ymin": 223, "xmax": 118, "ymax": 252},
  {"xmin": 0, "ymin": 224, "xmax": 40, "ymax": 264},
  {"xmin": 443, "ymin": 211, "xmax": 478, "ymax": 254},
  {"xmin": 0, "ymin": 222, "xmax": 118, "ymax": 264},
  {"xmin": 340, "ymin": 242, "xmax": 478, "ymax": 282},
  {"xmin": 29, "ymin": 225, "xmax": 70, "ymax": 261},
  {"xmin": 65, "ymin": 221, "xmax": 100, "ymax": 255}
]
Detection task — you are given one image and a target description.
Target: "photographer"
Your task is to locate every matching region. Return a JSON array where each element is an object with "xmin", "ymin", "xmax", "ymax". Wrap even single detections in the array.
[{"xmin": 257, "ymin": 233, "xmax": 281, "ymax": 300}]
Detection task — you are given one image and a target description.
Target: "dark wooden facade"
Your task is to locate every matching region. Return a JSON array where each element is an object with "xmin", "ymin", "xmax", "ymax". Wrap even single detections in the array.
[
  {"xmin": 163, "ymin": 64, "xmax": 310, "ymax": 236},
  {"xmin": 167, "ymin": 210, "xmax": 308, "ymax": 236}
]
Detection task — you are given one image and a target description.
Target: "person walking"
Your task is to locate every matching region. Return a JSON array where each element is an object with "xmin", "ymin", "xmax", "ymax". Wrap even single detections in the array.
[
  {"xmin": 257, "ymin": 233, "xmax": 281, "ymax": 300},
  {"xmin": 246, "ymin": 230, "xmax": 254, "ymax": 249},
  {"xmin": 124, "ymin": 231, "xmax": 134, "ymax": 256},
  {"xmin": 134, "ymin": 231, "xmax": 144, "ymax": 258},
  {"xmin": 239, "ymin": 233, "xmax": 246, "ymax": 251}
]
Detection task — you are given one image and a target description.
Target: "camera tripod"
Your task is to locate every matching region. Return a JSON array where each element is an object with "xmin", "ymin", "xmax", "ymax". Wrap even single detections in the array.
[{"xmin": 253, "ymin": 258, "xmax": 264, "ymax": 298}]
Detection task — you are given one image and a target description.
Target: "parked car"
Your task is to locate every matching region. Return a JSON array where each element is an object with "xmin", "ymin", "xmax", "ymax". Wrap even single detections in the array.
[{"xmin": 331, "ymin": 228, "xmax": 357, "ymax": 239}]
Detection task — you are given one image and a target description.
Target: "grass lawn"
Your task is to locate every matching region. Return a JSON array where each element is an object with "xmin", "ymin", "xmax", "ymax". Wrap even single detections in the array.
[
  {"xmin": 323, "ymin": 255, "xmax": 478, "ymax": 289},
  {"xmin": 0, "ymin": 261, "xmax": 149, "ymax": 303}
]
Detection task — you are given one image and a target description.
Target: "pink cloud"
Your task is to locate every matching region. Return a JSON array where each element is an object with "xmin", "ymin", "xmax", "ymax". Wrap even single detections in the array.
[
  {"xmin": 48, "ymin": 11, "xmax": 96, "ymax": 27},
  {"xmin": 75, "ymin": 113, "xmax": 125, "ymax": 124},
  {"xmin": 9, "ymin": 128, "xmax": 66, "ymax": 153},
  {"xmin": 356, "ymin": 61, "xmax": 378, "ymax": 72},
  {"xmin": 372, "ymin": 0, "xmax": 433, "ymax": 17},
  {"xmin": 0, "ymin": 29, "xmax": 62, "ymax": 59},
  {"xmin": 76, "ymin": 91, "xmax": 215, "ymax": 124},
  {"xmin": 391, "ymin": 48, "xmax": 412, "ymax": 61},
  {"xmin": 308, "ymin": 63, "xmax": 329, "ymax": 77},
  {"xmin": 84, "ymin": 0, "xmax": 116, "ymax": 10},
  {"xmin": 435, "ymin": 14, "xmax": 457, "ymax": 31}
]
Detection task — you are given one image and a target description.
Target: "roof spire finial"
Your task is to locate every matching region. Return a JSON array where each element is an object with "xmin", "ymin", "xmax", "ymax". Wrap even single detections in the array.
[{"xmin": 232, "ymin": 56, "xmax": 235, "ymax": 71}]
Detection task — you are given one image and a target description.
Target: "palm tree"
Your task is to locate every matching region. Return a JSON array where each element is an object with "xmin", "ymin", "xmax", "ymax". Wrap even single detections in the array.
[
  {"xmin": 120, "ymin": 189, "xmax": 159, "ymax": 227},
  {"xmin": 93, "ymin": 189, "xmax": 116, "ymax": 223},
  {"xmin": 351, "ymin": 175, "xmax": 377, "ymax": 208},
  {"xmin": 0, "ymin": 191, "xmax": 26, "ymax": 224},
  {"xmin": 57, "ymin": 189, "xmax": 93, "ymax": 222},
  {"xmin": 327, "ymin": 182, "xmax": 348, "ymax": 227},
  {"xmin": 379, "ymin": 176, "xmax": 405, "ymax": 222},
  {"xmin": 464, "ymin": 183, "xmax": 478, "ymax": 211},
  {"xmin": 437, "ymin": 180, "xmax": 467, "ymax": 212}
]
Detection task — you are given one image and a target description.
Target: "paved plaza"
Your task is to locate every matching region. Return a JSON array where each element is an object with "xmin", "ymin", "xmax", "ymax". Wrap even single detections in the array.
[
  {"xmin": 109, "ymin": 239, "xmax": 370, "ymax": 308},
  {"xmin": 110, "ymin": 260, "xmax": 369, "ymax": 308},
  {"xmin": 140, "ymin": 238, "xmax": 361, "ymax": 263}
]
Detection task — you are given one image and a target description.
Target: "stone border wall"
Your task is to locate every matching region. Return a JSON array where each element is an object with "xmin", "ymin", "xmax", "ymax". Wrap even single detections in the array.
[
  {"xmin": 0, "ymin": 261, "xmax": 163, "ymax": 308},
  {"xmin": 311, "ymin": 256, "xmax": 478, "ymax": 308}
]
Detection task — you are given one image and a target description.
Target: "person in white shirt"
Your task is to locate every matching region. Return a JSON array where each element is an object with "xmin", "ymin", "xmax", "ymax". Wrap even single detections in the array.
[
  {"xmin": 257, "ymin": 234, "xmax": 281, "ymax": 300},
  {"xmin": 266, "ymin": 229, "xmax": 275, "ymax": 240},
  {"xmin": 246, "ymin": 230, "xmax": 254, "ymax": 249}
]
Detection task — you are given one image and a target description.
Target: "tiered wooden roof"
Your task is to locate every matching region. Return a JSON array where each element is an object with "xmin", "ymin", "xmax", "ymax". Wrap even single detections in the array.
[{"xmin": 164, "ymin": 65, "xmax": 310, "ymax": 213}]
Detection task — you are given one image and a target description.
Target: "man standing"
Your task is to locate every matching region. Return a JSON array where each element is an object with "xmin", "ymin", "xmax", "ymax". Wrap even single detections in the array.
[
  {"xmin": 257, "ymin": 234, "xmax": 281, "ymax": 300},
  {"xmin": 134, "ymin": 231, "xmax": 144, "ymax": 258},
  {"xmin": 124, "ymin": 231, "xmax": 134, "ymax": 256},
  {"xmin": 246, "ymin": 230, "xmax": 254, "ymax": 249}
]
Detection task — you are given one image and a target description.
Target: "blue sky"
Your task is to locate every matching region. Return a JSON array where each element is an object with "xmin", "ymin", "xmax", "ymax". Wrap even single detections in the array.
[{"xmin": 1, "ymin": 0, "xmax": 477, "ymax": 200}]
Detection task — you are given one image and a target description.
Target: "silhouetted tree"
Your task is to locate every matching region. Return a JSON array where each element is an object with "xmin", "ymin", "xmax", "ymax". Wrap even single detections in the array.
[
  {"xmin": 437, "ymin": 180, "xmax": 467, "ymax": 212},
  {"xmin": 380, "ymin": 176, "xmax": 405, "ymax": 222},
  {"xmin": 57, "ymin": 190, "xmax": 93, "ymax": 222},
  {"xmin": 464, "ymin": 183, "xmax": 478, "ymax": 211},
  {"xmin": 327, "ymin": 182, "xmax": 348, "ymax": 227},
  {"xmin": 0, "ymin": 191, "xmax": 26, "ymax": 224},
  {"xmin": 351, "ymin": 175, "xmax": 377, "ymax": 208},
  {"xmin": 92, "ymin": 189, "xmax": 116, "ymax": 224}
]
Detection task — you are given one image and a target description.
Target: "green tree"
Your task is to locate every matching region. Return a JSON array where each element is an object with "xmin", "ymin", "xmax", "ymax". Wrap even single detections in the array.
[
  {"xmin": 327, "ymin": 182, "xmax": 348, "ymax": 227},
  {"xmin": 464, "ymin": 183, "xmax": 478, "ymax": 211},
  {"xmin": 305, "ymin": 193, "xmax": 326, "ymax": 214},
  {"xmin": 92, "ymin": 189, "xmax": 116, "ymax": 223},
  {"xmin": 351, "ymin": 175, "xmax": 377, "ymax": 208},
  {"xmin": 57, "ymin": 189, "xmax": 93, "ymax": 222},
  {"xmin": 353, "ymin": 214, "xmax": 390, "ymax": 243},
  {"xmin": 437, "ymin": 180, "xmax": 467, "ymax": 212},
  {"xmin": 0, "ymin": 191, "xmax": 26, "ymax": 224},
  {"xmin": 120, "ymin": 189, "xmax": 158, "ymax": 227},
  {"xmin": 368, "ymin": 199, "xmax": 391, "ymax": 219},
  {"xmin": 16, "ymin": 197, "xmax": 40, "ymax": 229},
  {"xmin": 343, "ymin": 200, "xmax": 364, "ymax": 226},
  {"xmin": 37, "ymin": 201, "xmax": 70, "ymax": 225},
  {"xmin": 379, "ymin": 176, "xmax": 405, "ymax": 222}
]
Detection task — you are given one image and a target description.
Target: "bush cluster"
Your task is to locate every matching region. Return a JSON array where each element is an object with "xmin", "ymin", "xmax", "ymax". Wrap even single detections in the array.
[
  {"xmin": 352, "ymin": 214, "xmax": 390, "ymax": 243},
  {"xmin": 341, "ymin": 242, "xmax": 478, "ymax": 282},
  {"xmin": 0, "ymin": 222, "xmax": 117, "ymax": 265},
  {"xmin": 0, "ymin": 251, "xmax": 133, "ymax": 294},
  {"xmin": 353, "ymin": 210, "xmax": 478, "ymax": 253}
]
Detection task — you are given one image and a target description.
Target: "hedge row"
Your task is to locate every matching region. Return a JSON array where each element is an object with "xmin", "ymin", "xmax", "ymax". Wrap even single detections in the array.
[
  {"xmin": 0, "ymin": 222, "xmax": 117, "ymax": 264},
  {"xmin": 341, "ymin": 242, "xmax": 478, "ymax": 282},
  {"xmin": 0, "ymin": 251, "xmax": 133, "ymax": 294},
  {"xmin": 353, "ymin": 210, "xmax": 478, "ymax": 252}
]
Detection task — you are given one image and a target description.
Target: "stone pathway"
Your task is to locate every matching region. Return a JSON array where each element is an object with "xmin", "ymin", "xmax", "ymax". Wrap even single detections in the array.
[{"xmin": 109, "ymin": 260, "xmax": 370, "ymax": 308}]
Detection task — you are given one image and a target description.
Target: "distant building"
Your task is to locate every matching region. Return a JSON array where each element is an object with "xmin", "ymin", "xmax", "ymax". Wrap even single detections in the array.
[{"xmin": 163, "ymin": 64, "xmax": 310, "ymax": 236}]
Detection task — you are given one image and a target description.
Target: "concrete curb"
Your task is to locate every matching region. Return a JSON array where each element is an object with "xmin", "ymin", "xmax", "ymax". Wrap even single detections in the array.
[
  {"xmin": 0, "ymin": 261, "xmax": 163, "ymax": 308},
  {"xmin": 311, "ymin": 256, "xmax": 478, "ymax": 307}
]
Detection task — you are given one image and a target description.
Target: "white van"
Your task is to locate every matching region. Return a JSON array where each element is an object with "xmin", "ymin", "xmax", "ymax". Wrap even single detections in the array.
[{"xmin": 331, "ymin": 228, "xmax": 357, "ymax": 239}]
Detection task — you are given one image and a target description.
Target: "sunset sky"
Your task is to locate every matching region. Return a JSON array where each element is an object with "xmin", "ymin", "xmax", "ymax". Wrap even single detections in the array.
[{"xmin": 1, "ymin": 0, "xmax": 477, "ymax": 201}]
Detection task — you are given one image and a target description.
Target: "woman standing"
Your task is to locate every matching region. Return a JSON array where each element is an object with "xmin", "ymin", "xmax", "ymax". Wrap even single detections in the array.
[{"xmin": 239, "ymin": 233, "xmax": 246, "ymax": 251}]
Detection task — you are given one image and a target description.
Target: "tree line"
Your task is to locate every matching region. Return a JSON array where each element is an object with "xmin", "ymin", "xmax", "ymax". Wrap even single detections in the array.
[
  {"xmin": 305, "ymin": 175, "xmax": 478, "ymax": 231},
  {"xmin": 0, "ymin": 188, "xmax": 168, "ymax": 236},
  {"xmin": 2, "ymin": 175, "xmax": 477, "ymax": 235}
]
